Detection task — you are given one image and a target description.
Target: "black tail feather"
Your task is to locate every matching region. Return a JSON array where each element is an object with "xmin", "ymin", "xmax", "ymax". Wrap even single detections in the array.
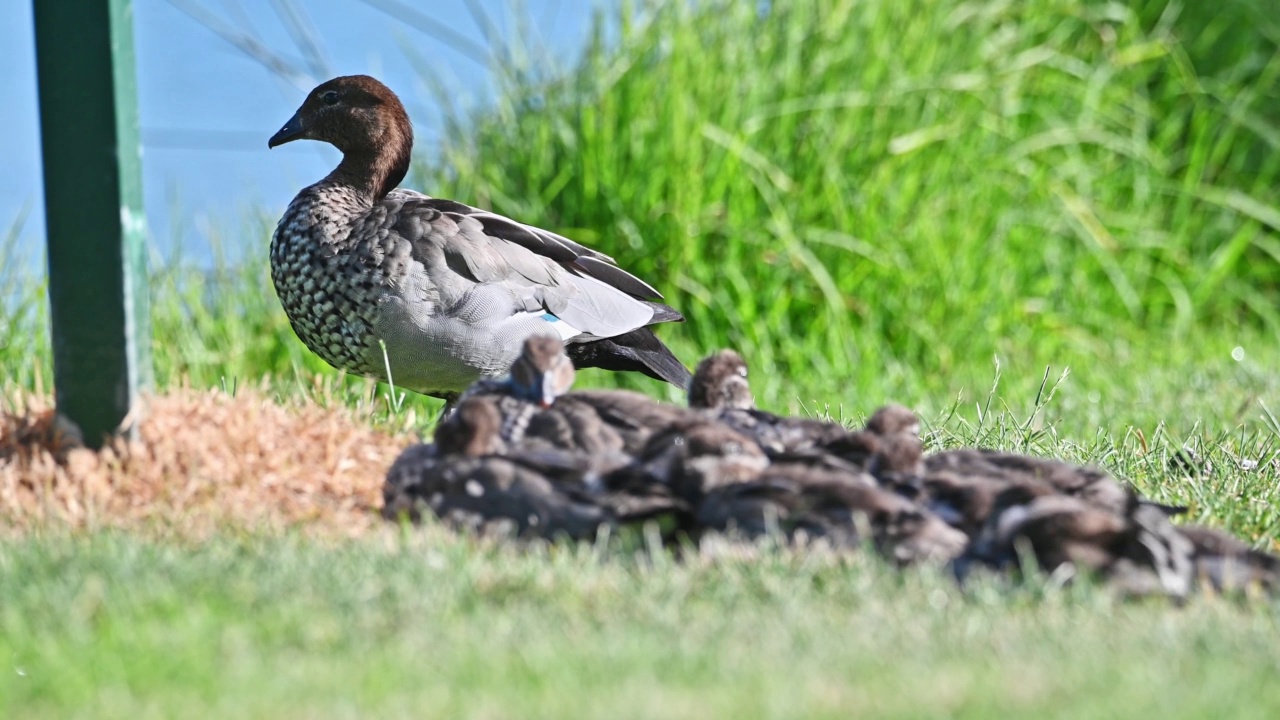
[
  {"xmin": 568, "ymin": 328, "xmax": 692, "ymax": 390},
  {"xmin": 644, "ymin": 301, "xmax": 685, "ymax": 325}
]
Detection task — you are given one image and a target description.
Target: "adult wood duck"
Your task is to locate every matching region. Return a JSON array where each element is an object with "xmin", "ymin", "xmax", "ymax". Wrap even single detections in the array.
[{"xmin": 268, "ymin": 75, "xmax": 690, "ymax": 406}]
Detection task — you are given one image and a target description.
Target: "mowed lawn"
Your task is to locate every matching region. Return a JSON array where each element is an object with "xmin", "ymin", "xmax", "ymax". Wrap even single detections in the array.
[
  {"xmin": 2, "ymin": 519, "xmax": 1280, "ymax": 718},
  {"xmin": 2, "ymin": 364, "xmax": 1278, "ymax": 718},
  {"xmin": 4, "ymin": 0, "xmax": 1280, "ymax": 716}
]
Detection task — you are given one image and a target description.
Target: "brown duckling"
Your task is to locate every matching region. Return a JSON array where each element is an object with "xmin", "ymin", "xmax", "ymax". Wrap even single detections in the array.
[
  {"xmin": 696, "ymin": 468, "xmax": 965, "ymax": 564},
  {"xmin": 864, "ymin": 403, "xmax": 922, "ymax": 437},
  {"xmin": 687, "ymin": 349, "xmax": 755, "ymax": 410},
  {"xmin": 864, "ymin": 404, "xmax": 926, "ymax": 489},
  {"xmin": 536, "ymin": 386, "xmax": 697, "ymax": 456},
  {"xmin": 627, "ymin": 418, "xmax": 771, "ymax": 503},
  {"xmin": 963, "ymin": 490, "xmax": 1194, "ymax": 599},
  {"xmin": 447, "ymin": 334, "xmax": 571, "ymax": 447},
  {"xmin": 382, "ymin": 442, "xmax": 443, "ymax": 523},
  {"xmin": 686, "ymin": 349, "xmax": 877, "ymax": 465},
  {"xmin": 916, "ymin": 470, "xmax": 1041, "ymax": 538},
  {"xmin": 384, "ymin": 394, "xmax": 667, "ymax": 539},
  {"xmin": 924, "ymin": 448, "xmax": 1131, "ymax": 516},
  {"xmin": 1177, "ymin": 525, "xmax": 1280, "ymax": 595},
  {"xmin": 460, "ymin": 335, "xmax": 693, "ymax": 456}
]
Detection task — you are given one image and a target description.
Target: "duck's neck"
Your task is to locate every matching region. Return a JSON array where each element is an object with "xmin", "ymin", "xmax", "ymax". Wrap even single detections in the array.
[{"xmin": 323, "ymin": 122, "xmax": 412, "ymax": 204}]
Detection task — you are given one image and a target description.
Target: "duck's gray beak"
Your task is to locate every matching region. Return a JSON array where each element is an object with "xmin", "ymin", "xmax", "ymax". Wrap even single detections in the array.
[{"xmin": 268, "ymin": 111, "xmax": 305, "ymax": 148}]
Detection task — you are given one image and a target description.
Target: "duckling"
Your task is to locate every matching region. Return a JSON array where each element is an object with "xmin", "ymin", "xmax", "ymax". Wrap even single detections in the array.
[
  {"xmin": 963, "ymin": 489, "xmax": 1194, "ymax": 599},
  {"xmin": 864, "ymin": 404, "xmax": 926, "ymax": 491},
  {"xmin": 532, "ymin": 387, "xmax": 696, "ymax": 456},
  {"xmin": 687, "ymin": 349, "xmax": 754, "ymax": 410},
  {"xmin": 915, "ymin": 470, "xmax": 1032, "ymax": 537},
  {"xmin": 442, "ymin": 334, "xmax": 570, "ymax": 447},
  {"xmin": 695, "ymin": 476, "xmax": 861, "ymax": 547},
  {"xmin": 628, "ymin": 418, "xmax": 772, "ymax": 503},
  {"xmin": 382, "ymin": 442, "xmax": 442, "ymax": 523},
  {"xmin": 696, "ymin": 467, "xmax": 964, "ymax": 564},
  {"xmin": 1177, "ymin": 525, "xmax": 1280, "ymax": 595},
  {"xmin": 924, "ymin": 448, "xmax": 1131, "ymax": 516},
  {"xmin": 876, "ymin": 501, "xmax": 971, "ymax": 566},
  {"xmin": 510, "ymin": 336, "xmax": 632, "ymax": 456},
  {"xmin": 383, "ymin": 395, "xmax": 621, "ymax": 539},
  {"xmin": 383, "ymin": 394, "xmax": 518, "ymax": 524},
  {"xmin": 433, "ymin": 393, "xmax": 511, "ymax": 456},
  {"xmin": 864, "ymin": 403, "xmax": 922, "ymax": 437},
  {"xmin": 456, "ymin": 335, "xmax": 687, "ymax": 457},
  {"xmin": 686, "ymin": 349, "xmax": 877, "ymax": 464}
]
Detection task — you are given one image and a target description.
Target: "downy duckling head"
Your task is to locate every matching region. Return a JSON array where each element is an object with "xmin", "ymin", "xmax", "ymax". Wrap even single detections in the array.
[
  {"xmin": 509, "ymin": 335, "xmax": 577, "ymax": 408},
  {"xmin": 688, "ymin": 349, "xmax": 754, "ymax": 410}
]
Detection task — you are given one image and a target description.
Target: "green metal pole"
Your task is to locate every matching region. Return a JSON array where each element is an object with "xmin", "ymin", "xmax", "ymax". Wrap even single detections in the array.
[{"xmin": 32, "ymin": 0, "xmax": 151, "ymax": 448}]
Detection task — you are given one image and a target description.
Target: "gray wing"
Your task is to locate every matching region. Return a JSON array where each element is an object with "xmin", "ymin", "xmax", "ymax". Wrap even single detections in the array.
[
  {"xmin": 366, "ymin": 190, "xmax": 663, "ymax": 339},
  {"xmin": 405, "ymin": 195, "xmax": 664, "ymax": 300}
]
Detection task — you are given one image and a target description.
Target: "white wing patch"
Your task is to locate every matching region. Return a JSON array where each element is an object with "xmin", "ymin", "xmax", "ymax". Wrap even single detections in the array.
[{"xmin": 536, "ymin": 312, "xmax": 581, "ymax": 341}]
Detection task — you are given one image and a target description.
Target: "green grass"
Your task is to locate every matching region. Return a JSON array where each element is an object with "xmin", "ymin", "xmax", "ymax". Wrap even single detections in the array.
[
  {"xmin": 4, "ymin": 382, "xmax": 1279, "ymax": 718},
  {"xmin": 3, "ymin": 530, "xmax": 1280, "ymax": 719},
  {"xmin": 3, "ymin": 0, "xmax": 1280, "ymax": 715}
]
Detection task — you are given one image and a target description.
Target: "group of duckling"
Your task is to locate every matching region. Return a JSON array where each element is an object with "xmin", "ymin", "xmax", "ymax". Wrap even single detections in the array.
[{"xmin": 382, "ymin": 337, "xmax": 1279, "ymax": 600}]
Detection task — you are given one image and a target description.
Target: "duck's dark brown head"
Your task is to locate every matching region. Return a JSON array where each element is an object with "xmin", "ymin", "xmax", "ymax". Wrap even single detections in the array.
[
  {"xmin": 268, "ymin": 75, "xmax": 412, "ymax": 198},
  {"xmin": 688, "ymin": 349, "xmax": 754, "ymax": 410}
]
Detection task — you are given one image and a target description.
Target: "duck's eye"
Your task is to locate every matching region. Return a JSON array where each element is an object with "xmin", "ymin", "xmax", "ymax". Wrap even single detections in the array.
[{"xmin": 321, "ymin": 90, "xmax": 340, "ymax": 105}]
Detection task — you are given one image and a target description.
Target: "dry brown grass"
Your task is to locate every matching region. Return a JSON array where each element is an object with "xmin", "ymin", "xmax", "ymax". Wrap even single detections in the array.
[{"xmin": 0, "ymin": 385, "xmax": 415, "ymax": 537}]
